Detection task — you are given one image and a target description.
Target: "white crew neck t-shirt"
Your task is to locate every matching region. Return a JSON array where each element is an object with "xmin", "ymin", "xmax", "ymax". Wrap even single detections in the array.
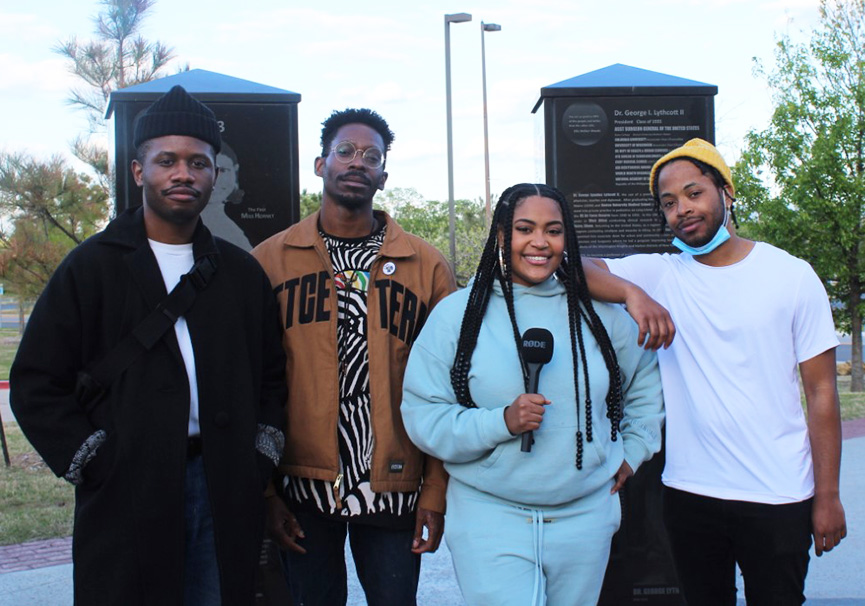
[
  {"xmin": 606, "ymin": 242, "xmax": 838, "ymax": 504},
  {"xmin": 148, "ymin": 240, "xmax": 200, "ymax": 437}
]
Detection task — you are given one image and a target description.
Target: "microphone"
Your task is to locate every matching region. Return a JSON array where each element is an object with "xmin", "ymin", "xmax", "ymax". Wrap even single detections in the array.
[{"xmin": 520, "ymin": 328, "xmax": 554, "ymax": 453}]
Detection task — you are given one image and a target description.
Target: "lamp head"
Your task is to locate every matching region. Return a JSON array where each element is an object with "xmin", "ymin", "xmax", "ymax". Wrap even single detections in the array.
[{"xmin": 445, "ymin": 12, "xmax": 472, "ymax": 23}]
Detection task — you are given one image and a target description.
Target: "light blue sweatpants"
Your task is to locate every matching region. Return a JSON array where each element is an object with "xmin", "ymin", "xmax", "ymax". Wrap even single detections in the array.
[{"xmin": 444, "ymin": 478, "xmax": 621, "ymax": 606}]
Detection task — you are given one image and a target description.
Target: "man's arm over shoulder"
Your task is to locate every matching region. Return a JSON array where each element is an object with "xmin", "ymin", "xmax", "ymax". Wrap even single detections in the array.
[
  {"xmin": 582, "ymin": 256, "xmax": 675, "ymax": 350},
  {"xmin": 800, "ymin": 348, "xmax": 847, "ymax": 556}
]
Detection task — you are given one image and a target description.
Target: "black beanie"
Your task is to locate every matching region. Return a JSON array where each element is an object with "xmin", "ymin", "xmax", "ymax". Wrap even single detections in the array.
[{"xmin": 133, "ymin": 85, "xmax": 222, "ymax": 153}]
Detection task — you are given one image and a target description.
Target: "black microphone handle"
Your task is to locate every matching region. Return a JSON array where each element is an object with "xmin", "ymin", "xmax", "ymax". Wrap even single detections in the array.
[{"xmin": 521, "ymin": 363, "xmax": 542, "ymax": 452}]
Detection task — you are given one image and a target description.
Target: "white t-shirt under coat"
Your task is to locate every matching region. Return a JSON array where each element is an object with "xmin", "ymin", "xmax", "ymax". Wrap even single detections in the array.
[{"xmin": 148, "ymin": 240, "xmax": 200, "ymax": 437}]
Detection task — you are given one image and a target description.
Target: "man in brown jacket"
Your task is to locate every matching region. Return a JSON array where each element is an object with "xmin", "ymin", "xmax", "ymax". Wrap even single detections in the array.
[{"xmin": 252, "ymin": 108, "xmax": 456, "ymax": 606}]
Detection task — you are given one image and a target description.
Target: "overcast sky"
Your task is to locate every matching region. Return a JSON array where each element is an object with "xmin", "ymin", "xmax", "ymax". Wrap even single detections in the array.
[{"xmin": 0, "ymin": 0, "xmax": 821, "ymax": 202}]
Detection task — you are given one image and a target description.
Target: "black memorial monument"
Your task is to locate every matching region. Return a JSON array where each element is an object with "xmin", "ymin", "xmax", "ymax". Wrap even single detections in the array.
[
  {"xmin": 533, "ymin": 63, "xmax": 717, "ymax": 258},
  {"xmin": 107, "ymin": 69, "xmax": 301, "ymax": 251}
]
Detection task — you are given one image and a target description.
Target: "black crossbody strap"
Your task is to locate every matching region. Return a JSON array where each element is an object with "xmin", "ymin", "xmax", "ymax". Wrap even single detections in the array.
[{"xmin": 76, "ymin": 255, "xmax": 218, "ymax": 402}]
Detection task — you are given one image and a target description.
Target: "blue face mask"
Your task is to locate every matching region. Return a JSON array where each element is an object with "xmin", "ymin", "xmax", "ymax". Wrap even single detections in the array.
[{"xmin": 671, "ymin": 192, "xmax": 730, "ymax": 256}]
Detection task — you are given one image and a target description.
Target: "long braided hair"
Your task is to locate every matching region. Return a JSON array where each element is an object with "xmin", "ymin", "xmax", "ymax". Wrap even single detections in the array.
[{"xmin": 449, "ymin": 183, "xmax": 622, "ymax": 470}]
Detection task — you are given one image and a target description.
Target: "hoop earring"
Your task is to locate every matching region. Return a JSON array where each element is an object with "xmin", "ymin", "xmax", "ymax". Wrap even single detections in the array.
[{"xmin": 555, "ymin": 250, "xmax": 568, "ymax": 281}]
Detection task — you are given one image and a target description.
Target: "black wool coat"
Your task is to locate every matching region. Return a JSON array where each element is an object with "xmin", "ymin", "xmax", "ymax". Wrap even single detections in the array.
[{"xmin": 10, "ymin": 208, "xmax": 286, "ymax": 605}]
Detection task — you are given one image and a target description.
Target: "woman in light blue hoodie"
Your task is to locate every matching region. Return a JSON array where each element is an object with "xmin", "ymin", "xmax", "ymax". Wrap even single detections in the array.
[{"xmin": 401, "ymin": 184, "xmax": 664, "ymax": 606}]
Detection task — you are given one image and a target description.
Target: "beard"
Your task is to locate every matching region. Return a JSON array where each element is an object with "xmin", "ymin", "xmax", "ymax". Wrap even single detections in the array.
[
  {"xmin": 332, "ymin": 191, "xmax": 372, "ymax": 210},
  {"xmin": 682, "ymin": 224, "xmax": 718, "ymax": 248},
  {"xmin": 325, "ymin": 171, "xmax": 378, "ymax": 210},
  {"xmin": 673, "ymin": 192, "xmax": 727, "ymax": 247}
]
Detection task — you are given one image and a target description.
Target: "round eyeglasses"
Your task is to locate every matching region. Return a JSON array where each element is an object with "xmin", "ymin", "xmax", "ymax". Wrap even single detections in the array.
[{"xmin": 330, "ymin": 141, "xmax": 385, "ymax": 169}]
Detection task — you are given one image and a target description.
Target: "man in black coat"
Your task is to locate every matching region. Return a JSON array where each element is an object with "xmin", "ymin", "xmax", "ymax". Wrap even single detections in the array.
[{"xmin": 10, "ymin": 85, "xmax": 286, "ymax": 606}]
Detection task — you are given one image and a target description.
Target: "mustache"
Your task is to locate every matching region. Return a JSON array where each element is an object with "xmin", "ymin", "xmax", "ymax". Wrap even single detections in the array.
[
  {"xmin": 675, "ymin": 217, "xmax": 700, "ymax": 230},
  {"xmin": 162, "ymin": 185, "xmax": 201, "ymax": 197},
  {"xmin": 338, "ymin": 171, "xmax": 372, "ymax": 186}
]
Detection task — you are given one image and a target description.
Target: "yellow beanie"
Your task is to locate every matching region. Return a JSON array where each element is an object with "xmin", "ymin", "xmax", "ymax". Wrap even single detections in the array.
[{"xmin": 648, "ymin": 138, "xmax": 733, "ymax": 198}]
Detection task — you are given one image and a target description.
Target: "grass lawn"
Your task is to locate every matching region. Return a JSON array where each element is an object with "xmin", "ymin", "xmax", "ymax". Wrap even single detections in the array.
[
  {"xmin": 0, "ymin": 327, "xmax": 72, "ymax": 546},
  {"xmin": 836, "ymin": 374, "xmax": 865, "ymax": 421},
  {"xmin": 0, "ymin": 423, "xmax": 74, "ymax": 545},
  {"xmin": 0, "ymin": 327, "xmax": 21, "ymax": 381}
]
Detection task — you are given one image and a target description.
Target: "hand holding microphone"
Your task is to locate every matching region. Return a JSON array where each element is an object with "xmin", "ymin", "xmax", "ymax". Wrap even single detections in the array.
[
  {"xmin": 515, "ymin": 328, "xmax": 554, "ymax": 453},
  {"xmin": 504, "ymin": 393, "xmax": 550, "ymax": 445}
]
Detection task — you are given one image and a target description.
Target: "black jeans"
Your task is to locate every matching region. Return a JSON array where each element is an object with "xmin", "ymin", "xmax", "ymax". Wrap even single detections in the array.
[
  {"xmin": 281, "ymin": 509, "xmax": 420, "ymax": 606},
  {"xmin": 663, "ymin": 487, "xmax": 812, "ymax": 606}
]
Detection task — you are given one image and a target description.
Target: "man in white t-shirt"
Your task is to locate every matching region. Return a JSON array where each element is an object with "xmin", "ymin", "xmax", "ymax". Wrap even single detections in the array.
[{"xmin": 585, "ymin": 139, "xmax": 846, "ymax": 605}]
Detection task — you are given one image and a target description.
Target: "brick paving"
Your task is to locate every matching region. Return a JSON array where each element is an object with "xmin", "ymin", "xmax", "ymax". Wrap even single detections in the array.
[{"xmin": 0, "ymin": 537, "xmax": 71, "ymax": 574}]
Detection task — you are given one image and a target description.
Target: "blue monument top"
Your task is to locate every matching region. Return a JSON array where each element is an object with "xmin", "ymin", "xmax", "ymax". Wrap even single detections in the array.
[
  {"xmin": 106, "ymin": 69, "xmax": 301, "ymax": 118},
  {"xmin": 532, "ymin": 63, "xmax": 716, "ymax": 113}
]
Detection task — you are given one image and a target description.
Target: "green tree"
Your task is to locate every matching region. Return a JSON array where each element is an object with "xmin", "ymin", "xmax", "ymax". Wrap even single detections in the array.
[
  {"xmin": 55, "ymin": 0, "xmax": 174, "ymax": 191},
  {"xmin": 735, "ymin": 0, "xmax": 865, "ymax": 390},
  {"xmin": 0, "ymin": 153, "xmax": 109, "ymax": 302},
  {"xmin": 377, "ymin": 188, "xmax": 487, "ymax": 286},
  {"xmin": 299, "ymin": 189, "xmax": 322, "ymax": 219}
]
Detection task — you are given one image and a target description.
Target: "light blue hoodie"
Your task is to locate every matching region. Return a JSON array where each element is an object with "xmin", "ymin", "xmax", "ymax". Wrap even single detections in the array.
[{"xmin": 401, "ymin": 276, "xmax": 664, "ymax": 507}]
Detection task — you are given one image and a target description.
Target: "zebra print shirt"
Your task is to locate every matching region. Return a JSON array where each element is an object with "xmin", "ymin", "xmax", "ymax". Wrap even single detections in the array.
[{"xmin": 286, "ymin": 224, "xmax": 418, "ymax": 525}]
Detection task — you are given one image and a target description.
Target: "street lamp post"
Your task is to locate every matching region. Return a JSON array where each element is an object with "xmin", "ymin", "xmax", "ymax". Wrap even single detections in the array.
[
  {"xmin": 444, "ymin": 12, "xmax": 471, "ymax": 271},
  {"xmin": 481, "ymin": 22, "xmax": 501, "ymax": 228}
]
